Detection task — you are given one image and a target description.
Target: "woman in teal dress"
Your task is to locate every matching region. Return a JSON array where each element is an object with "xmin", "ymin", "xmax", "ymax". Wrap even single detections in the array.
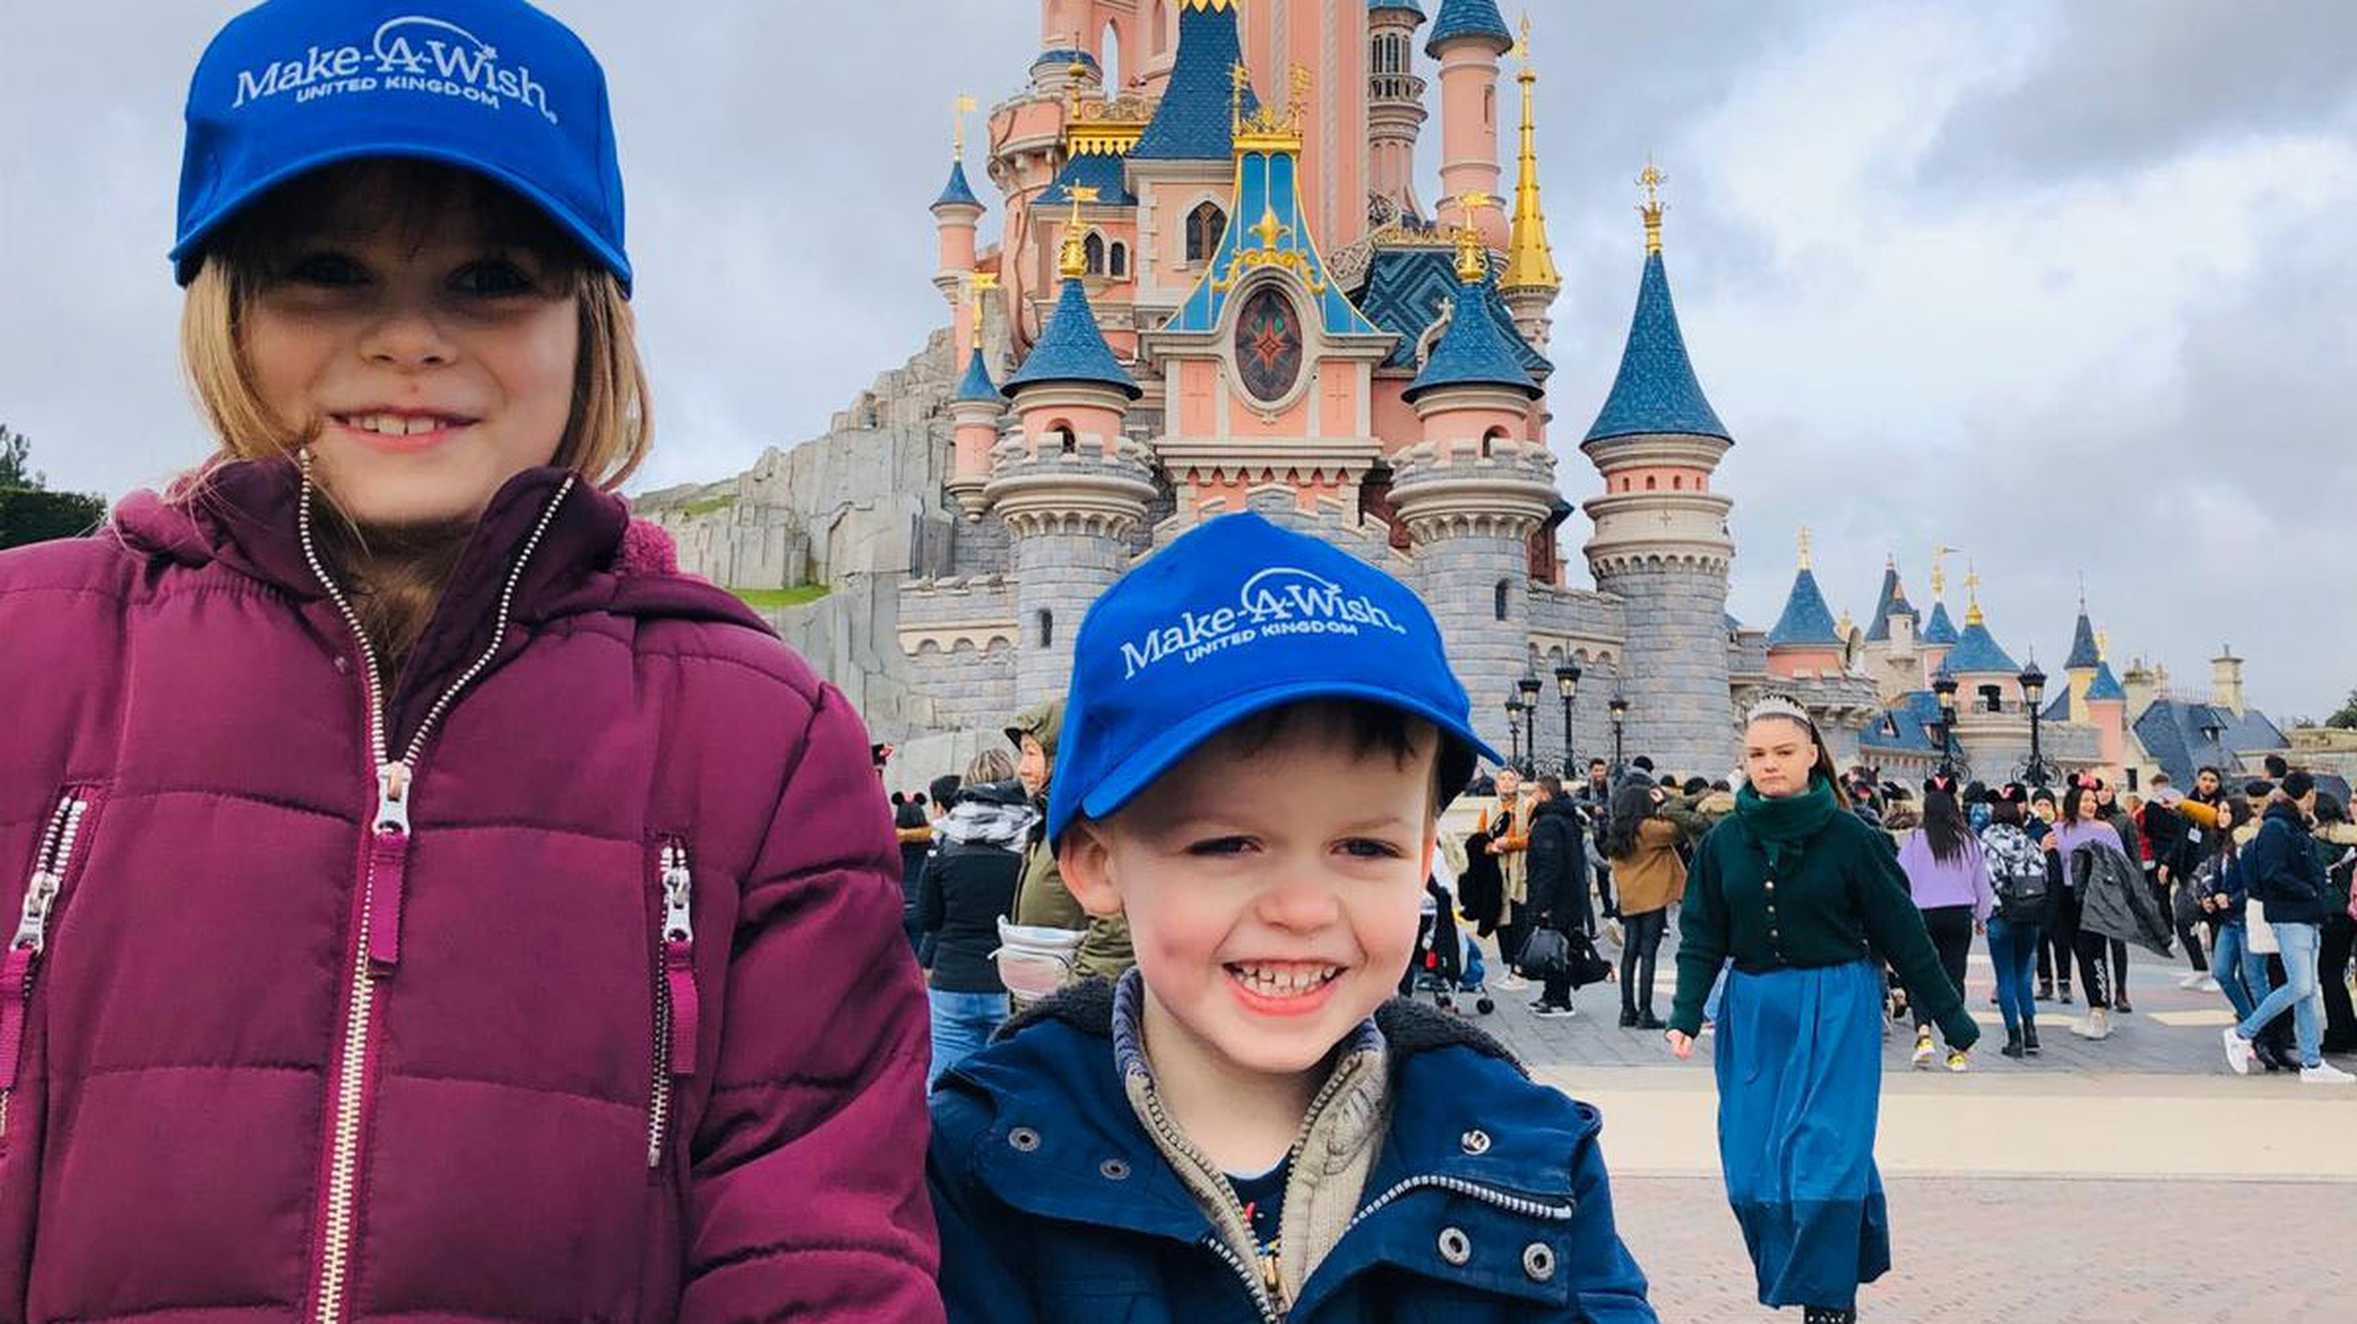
[{"xmin": 1665, "ymin": 696, "xmax": 1979, "ymax": 1323}]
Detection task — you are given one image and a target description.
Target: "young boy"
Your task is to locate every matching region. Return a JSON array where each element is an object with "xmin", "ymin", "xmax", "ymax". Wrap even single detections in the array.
[{"xmin": 927, "ymin": 513, "xmax": 1655, "ymax": 1322}]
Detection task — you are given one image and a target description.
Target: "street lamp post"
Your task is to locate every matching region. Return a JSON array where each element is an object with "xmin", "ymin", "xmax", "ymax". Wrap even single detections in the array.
[
  {"xmin": 1932, "ymin": 675, "xmax": 1960, "ymax": 779},
  {"xmin": 1555, "ymin": 662, "xmax": 1582, "ymax": 777},
  {"xmin": 1516, "ymin": 672, "xmax": 1543, "ymax": 776},
  {"xmin": 1503, "ymin": 695, "xmax": 1523, "ymax": 775},
  {"xmin": 2019, "ymin": 661, "xmax": 2050, "ymax": 787},
  {"xmin": 1608, "ymin": 695, "xmax": 1629, "ymax": 775}
]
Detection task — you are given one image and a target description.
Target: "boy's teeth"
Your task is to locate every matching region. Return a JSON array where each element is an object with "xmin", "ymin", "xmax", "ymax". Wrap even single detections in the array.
[{"xmin": 1233, "ymin": 962, "xmax": 1340, "ymax": 996}]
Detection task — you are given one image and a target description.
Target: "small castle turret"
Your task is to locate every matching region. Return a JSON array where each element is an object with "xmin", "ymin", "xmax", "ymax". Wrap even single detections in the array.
[
  {"xmin": 1921, "ymin": 549, "xmax": 1961, "ymax": 680},
  {"xmin": 1580, "ymin": 166, "xmax": 1737, "ymax": 775},
  {"xmin": 946, "ymin": 274, "xmax": 1006, "ymax": 521},
  {"xmin": 993, "ymin": 212, "xmax": 1154, "ymax": 705},
  {"xmin": 1366, "ymin": 1, "xmax": 1431, "ymax": 222},
  {"xmin": 1427, "ymin": 0, "xmax": 1512, "ymax": 249},
  {"xmin": 930, "ymin": 101, "xmax": 984, "ymax": 312},
  {"xmin": 1766, "ymin": 529, "xmax": 1845, "ymax": 679},
  {"xmin": 1935, "ymin": 569, "xmax": 2021, "ymax": 708},
  {"xmin": 2063, "ymin": 596, "xmax": 2102, "ymax": 723},
  {"xmin": 2086, "ymin": 630, "xmax": 2128, "ymax": 771}
]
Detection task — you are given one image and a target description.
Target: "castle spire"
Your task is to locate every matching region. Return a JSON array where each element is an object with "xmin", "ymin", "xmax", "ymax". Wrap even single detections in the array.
[
  {"xmin": 1406, "ymin": 194, "xmax": 1540, "ymax": 402},
  {"xmin": 1501, "ymin": 17, "xmax": 1561, "ymax": 297},
  {"xmin": 1584, "ymin": 163, "xmax": 1729, "ymax": 443},
  {"xmin": 1132, "ymin": 0, "xmax": 1257, "ymax": 161}
]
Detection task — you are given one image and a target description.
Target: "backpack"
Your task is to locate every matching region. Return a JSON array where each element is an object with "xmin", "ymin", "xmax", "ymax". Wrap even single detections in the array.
[{"xmin": 1983, "ymin": 826, "xmax": 2049, "ymax": 923}]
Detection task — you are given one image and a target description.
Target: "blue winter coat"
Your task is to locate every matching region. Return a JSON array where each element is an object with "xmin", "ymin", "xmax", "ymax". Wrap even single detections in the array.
[{"xmin": 928, "ymin": 982, "xmax": 1656, "ymax": 1323}]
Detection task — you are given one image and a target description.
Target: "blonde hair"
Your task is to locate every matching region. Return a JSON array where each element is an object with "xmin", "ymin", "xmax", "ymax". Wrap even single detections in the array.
[
  {"xmin": 965, "ymin": 748, "xmax": 1017, "ymax": 785},
  {"xmin": 173, "ymin": 160, "xmax": 652, "ymax": 669}
]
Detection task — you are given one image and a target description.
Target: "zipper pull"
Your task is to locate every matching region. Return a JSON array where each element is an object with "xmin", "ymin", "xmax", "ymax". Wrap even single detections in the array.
[
  {"xmin": 660, "ymin": 844, "xmax": 699, "ymax": 1078},
  {"xmin": 8, "ymin": 869, "xmax": 60, "ymax": 957},
  {"xmin": 367, "ymin": 762, "xmax": 414, "ymax": 975}
]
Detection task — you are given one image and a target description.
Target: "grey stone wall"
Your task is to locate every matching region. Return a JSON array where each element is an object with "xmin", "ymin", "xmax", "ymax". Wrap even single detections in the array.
[
  {"xmin": 1592, "ymin": 559, "xmax": 1738, "ymax": 778},
  {"xmin": 1528, "ymin": 584, "xmax": 1624, "ymax": 643},
  {"xmin": 1418, "ymin": 533, "xmax": 1534, "ymax": 765},
  {"xmin": 947, "ymin": 509, "xmax": 1012, "ymax": 578},
  {"xmin": 1011, "ymin": 531, "xmax": 1132, "ymax": 707},
  {"xmin": 903, "ymin": 639, "xmax": 1020, "ymax": 734}
]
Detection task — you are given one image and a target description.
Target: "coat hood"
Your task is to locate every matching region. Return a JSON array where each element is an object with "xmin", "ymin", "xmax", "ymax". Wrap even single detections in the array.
[{"xmin": 1005, "ymin": 696, "xmax": 1066, "ymax": 760}]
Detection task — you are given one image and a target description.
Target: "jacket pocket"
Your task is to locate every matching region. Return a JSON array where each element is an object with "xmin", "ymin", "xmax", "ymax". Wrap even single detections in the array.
[
  {"xmin": 645, "ymin": 836, "xmax": 699, "ymax": 1172},
  {"xmin": 0, "ymin": 786, "xmax": 101, "ymax": 1150}
]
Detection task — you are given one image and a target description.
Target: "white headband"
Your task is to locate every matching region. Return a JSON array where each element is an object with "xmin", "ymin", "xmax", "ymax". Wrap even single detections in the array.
[{"xmin": 1744, "ymin": 694, "xmax": 1814, "ymax": 727}]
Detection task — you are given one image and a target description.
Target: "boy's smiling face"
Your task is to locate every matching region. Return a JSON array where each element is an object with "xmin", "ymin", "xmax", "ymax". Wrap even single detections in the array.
[{"xmin": 1060, "ymin": 708, "xmax": 1437, "ymax": 1080}]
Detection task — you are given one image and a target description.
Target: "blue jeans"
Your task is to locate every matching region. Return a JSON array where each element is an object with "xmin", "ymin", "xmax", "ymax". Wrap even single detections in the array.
[
  {"xmin": 927, "ymin": 988, "xmax": 1010, "ymax": 1091},
  {"xmin": 2212, "ymin": 920, "xmax": 2259, "ymax": 1022},
  {"xmin": 1985, "ymin": 916, "xmax": 2040, "ymax": 1036},
  {"xmin": 2237, "ymin": 921, "xmax": 2323, "ymax": 1069}
]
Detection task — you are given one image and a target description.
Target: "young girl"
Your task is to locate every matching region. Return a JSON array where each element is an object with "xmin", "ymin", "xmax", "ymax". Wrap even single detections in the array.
[{"xmin": 0, "ymin": 2, "xmax": 938, "ymax": 1317}]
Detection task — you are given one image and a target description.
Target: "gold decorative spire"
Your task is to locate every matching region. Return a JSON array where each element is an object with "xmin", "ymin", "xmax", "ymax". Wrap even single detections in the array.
[
  {"xmin": 1058, "ymin": 186, "xmax": 1099, "ymax": 279},
  {"xmin": 1930, "ymin": 545, "xmax": 1958, "ymax": 600},
  {"xmin": 1637, "ymin": 159, "xmax": 1666, "ymax": 256},
  {"xmin": 1454, "ymin": 192, "xmax": 1495, "ymax": 284},
  {"xmin": 2096, "ymin": 627, "xmax": 2111, "ymax": 662},
  {"xmin": 1797, "ymin": 526, "xmax": 1813, "ymax": 571},
  {"xmin": 968, "ymin": 270, "xmax": 997, "ymax": 337},
  {"xmin": 1232, "ymin": 62, "xmax": 1314, "ymax": 152},
  {"xmin": 1965, "ymin": 563, "xmax": 1985, "ymax": 627},
  {"xmin": 1502, "ymin": 14, "xmax": 1561, "ymax": 294},
  {"xmin": 951, "ymin": 94, "xmax": 976, "ymax": 160}
]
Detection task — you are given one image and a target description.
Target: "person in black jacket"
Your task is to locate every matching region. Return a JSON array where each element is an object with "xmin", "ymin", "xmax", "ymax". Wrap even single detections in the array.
[
  {"xmin": 1525, "ymin": 776, "xmax": 1594, "ymax": 1017},
  {"xmin": 2221, "ymin": 773, "xmax": 2352, "ymax": 1083},
  {"xmin": 895, "ymin": 795, "xmax": 935, "ymax": 955},
  {"xmin": 917, "ymin": 768, "xmax": 1037, "ymax": 1090}
]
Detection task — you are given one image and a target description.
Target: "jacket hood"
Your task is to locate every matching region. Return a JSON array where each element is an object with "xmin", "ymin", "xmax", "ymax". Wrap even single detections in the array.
[
  {"xmin": 954, "ymin": 777, "xmax": 1033, "ymax": 810},
  {"xmin": 1005, "ymin": 696, "xmax": 1066, "ymax": 759},
  {"xmin": 111, "ymin": 455, "xmax": 769, "ymax": 634}
]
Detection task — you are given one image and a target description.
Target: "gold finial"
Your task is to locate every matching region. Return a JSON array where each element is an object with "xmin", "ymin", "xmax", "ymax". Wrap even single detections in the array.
[
  {"xmin": 1231, "ymin": 61, "xmax": 1251, "ymax": 134},
  {"xmin": 952, "ymin": 94, "xmax": 976, "ymax": 160},
  {"xmin": 1232, "ymin": 62, "xmax": 1313, "ymax": 150},
  {"xmin": 1797, "ymin": 526, "xmax": 1813, "ymax": 571},
  {"xmin": 1455, "ymin": 192, "xmax": 1494, "ymax": 283},
  {"xmin": 1637, "ymin": 159, "xmax": 1666, "ymax": 255},
  {"xmin": 1515, "ymin": 12, "xmax": 1533, "ymax": 66},
  {"xmin": 2097, "ymin": 627, "xmax": 2111, "ymax": 662},
  {"xmin": 1964, "ymin": 562, "xmax": 1985, "ymax": 627},
  {"xmin": 1501, "ymin": 12, "xmax": 1560, "ymax": 295},
  {"xmin": 1058, "ymin": 186, "xmax": 1100, "ymax": 279},
  {"xmin": 968, "ymin": 271, "xmax": 998, "ymax": 337},
  {"xmin": 1930, "ymin": 545, "xmax": 1957, "ymax": 600}
]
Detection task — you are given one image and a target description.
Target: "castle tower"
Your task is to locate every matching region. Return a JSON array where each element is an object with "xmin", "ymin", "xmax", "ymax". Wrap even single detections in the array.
[
  {"xmin": 1936, "ymin": 570, "xmax": 2021, "ymax": 711},
  {"xmin": 1366, "ymin": 1, "xmax": 1430, "ymax": 222},
  {"xmin": 2212, "ymin": 645, "xmax": 2246, "ymax": 716},
  {"xmin": 946, "ymin": 275, "xmax": 1006, "ymax": 521},
  {"xmin": 1127, "ymin": 0, "xmax": 1257, "ymax": 316},
  {"xmin": 1391, "ymin": 210, "xmax": 1552, "ymax": 760},
  {"xmin": 993, "ymin": 215, "xmax": 1155, "ymax": 706},
  {"xmin": 1497, "ymin": 17, "xmax": 1562, "ymax": 352},
  {"xmin": 1860, "ymin": 556, "xmax": 1921, "ymax": 698},
  {"xmin": 2063, "ymin": 597, "xmax": 2101, "ymax": 723},
  {"xmin": 930, "ymin": 130, "xmax": 985, "ymax": 315},
  {"xmin": 1427, "ymin": 0, "xmax": 1512, "ymax": 248},
  {"xmin": 1765, "ymin": 529, "xmax": 1846, "ymax": 679},
  {"xmin": 1580, "ymin": 166, "xmax": 1736, "ymax": 775},
  {"xmin": 2087, "ymin": 631, "xmax": 2128, "ymax": 771}
]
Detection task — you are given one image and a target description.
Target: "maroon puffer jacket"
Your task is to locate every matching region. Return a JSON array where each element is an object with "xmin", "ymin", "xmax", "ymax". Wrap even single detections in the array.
[{"xmin": 0, "ymin": 457, "xmax": 941, "ymax": 1321}]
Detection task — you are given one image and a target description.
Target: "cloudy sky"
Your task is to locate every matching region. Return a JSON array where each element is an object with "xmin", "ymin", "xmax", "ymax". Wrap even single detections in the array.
[{"xmin": 4, "ymin": 1, "xmax": 2351, "ymax": 718}]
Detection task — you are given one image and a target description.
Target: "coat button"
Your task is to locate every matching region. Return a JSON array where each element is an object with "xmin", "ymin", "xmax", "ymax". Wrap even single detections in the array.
[
  {"xmin": 1098, "ymin": 1157, "xmax": 1130, "ymax": 1180},
  {"xmin": 1460, "ymin": 1128, "xmax": 1492, "ymax": 1156},
  {"xmin": 1007, "ymin": 1126, "xmax": 1041, "ymax": 1153},
  {"xmin": 1523, "ymin": 1241, "xmax": 1557, "ymax": 1282},
  {"xmin": 1437, "ymin": 1226, "xmax": 1472, "ymax": 1266}
]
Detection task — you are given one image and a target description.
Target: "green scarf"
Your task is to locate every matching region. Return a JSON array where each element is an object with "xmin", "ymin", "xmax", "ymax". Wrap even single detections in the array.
[{"xmin": 1733, "ymin": 774, "xmax": 1840, "ymax": 877}]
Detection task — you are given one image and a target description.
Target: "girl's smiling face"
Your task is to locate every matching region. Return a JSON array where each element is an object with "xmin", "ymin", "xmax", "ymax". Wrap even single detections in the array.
[{"xmin": 240, "ymin": 168, "xmax": 580, "ymax": 528}]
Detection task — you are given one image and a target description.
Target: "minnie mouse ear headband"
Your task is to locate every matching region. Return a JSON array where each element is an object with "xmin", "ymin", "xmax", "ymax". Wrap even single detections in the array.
[{"xmin": 1924, "ymin": 773, "xmax": 1960, "ymax": 797}]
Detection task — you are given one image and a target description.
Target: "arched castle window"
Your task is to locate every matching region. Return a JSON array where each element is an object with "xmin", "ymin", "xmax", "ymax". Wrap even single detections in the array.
[
  {"xmin": 1484, "ymin": 86, "xmax": 1495, "ymax": 127},
  {"xmin": 1979, "ymin": 684, "xmax": 2003, "ymax": 714},
  {"xmin": 1186, "ymin": 201, "xmax": 1226, "ymax": 265},
  {"xmin": 1672, "ymin": 475, "xmax": 1684, "ymax": 490},
  {"xmin": 1481, "ymin": 425, "xmax": 1509, "ymax": 458},
  {"xmin": 1493, "ymin": 580, "xmax": 1510, "ymax": 622},
  {"xmin": 1052, "ymin": 423, "xmax": 1077, "ymax": 454},
  {"xmin": 1101, "ymin": 20, "xmax": 1123, "ymax": 89},
  {"xmin": 1109, "ymin": 241, "xmax": 1128, "ymax": 278},
  {"xmin": 1645, "ymin": 475, "xmax": 1657, "ymax": 491},
  {"xmin": 1038, "ymin": 609, "xmax": 1055, "ymax": 648},
  {"xmin": 1084, "ymin": 232, "xmax": 1106, "ymax": 276}
]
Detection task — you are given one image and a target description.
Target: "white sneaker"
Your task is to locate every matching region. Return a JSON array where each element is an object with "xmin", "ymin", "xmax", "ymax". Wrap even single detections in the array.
[
  {"xmin": 2223, "ymin": 1026, "xmax": 2254, "ymax": 1076},
  {"xmin": 2073, "ymin": 1008, "xmax": 2112, "ymax": 1040},
  {"xmin": 1911, "ymin": 1028, "xmax": 1934, "ymax": 1069},
  {"xmin": 2177, "ymin": 971, "xmax": 2207, "ymax": 990},
  {"xmin": 2196, "ymin": 975, "xmax": 2221, "ymax": 993},
  {"xmin": 1494, "ymin": 972, "xmax": 1530, "ymax": 992},
  {"xmin": 2300, "ymin": 1062, "xmax": 2356, "ymax": 1086},
  {"xmin": 1605, "ymin": 919, "xmax": 1625, "ymax": 948}
]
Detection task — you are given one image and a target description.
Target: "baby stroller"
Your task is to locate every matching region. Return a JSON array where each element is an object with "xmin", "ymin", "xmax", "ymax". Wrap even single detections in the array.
[{"xmin": 1403, "ymin": 877, "xmax": 1495, "ymax": 1015}]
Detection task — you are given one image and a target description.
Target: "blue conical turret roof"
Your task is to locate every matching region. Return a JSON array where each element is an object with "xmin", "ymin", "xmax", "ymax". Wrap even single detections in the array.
[
  {"xmin": 1768, "ymin": 568, "xmax": 1843, "ymax": 648},
  {"xmin": 1005, "ymin": 278, "xmax": 1141, "ymax": 398},
  {"xmin": 1864, "ymin": 563, "xmax": 1917, "ymax": 643},
  {"xmin": 1584, "ymin": 251, "xmax": 1730, "ymax": 443},
  {"xmin": 1426, "ymin": 0, "xmax": 1512, "ymax": 56},
  {"xmin": 2065, "ymin": 610, "xmax": 2101, "ymax": 670},
  {"xmin": 1404, "ymin": 270, "xmax": 1540, "ymax": 401},
  {"xmin": 1938, "ymin": 617, "xmax": 2019, "ymax": 677},
  {"xmin": 932, "ymin": 161, "xmax": 980, "ymax": 212},
  {"xmin": 953, "ymin": 348, "xmax": 1004, "ymax": 405},
  {"xmin": 1133, "ymin": 2, "xmax": 1258, "ymax": 161},
  {"xmin": 1923, "ymin": 600, "xmax": 1960, "ymax": 645},
  {"xmin": 2087, "ymin": 660, "xmax": 2126, "ymax": 702},
  {"xmin": 1368, "ymin": 0, "xmax": 1426, "ymax": 23}
]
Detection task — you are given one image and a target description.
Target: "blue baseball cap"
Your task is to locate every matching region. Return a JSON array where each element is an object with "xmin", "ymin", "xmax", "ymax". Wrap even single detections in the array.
[
  {"xmin": 1046, "ymin": 512, "xmax": 1502, "ymax": 845},
  {"xmin": 172, "ymin": 0, "xmax": 630, "ymax": 291}
]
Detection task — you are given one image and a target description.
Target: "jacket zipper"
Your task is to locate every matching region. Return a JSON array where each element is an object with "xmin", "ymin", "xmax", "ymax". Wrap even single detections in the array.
[
  {"xmin": 1338, "ymin": 1173, "xmax": 1577, "ymax": 1242},
  {"xmin": 646, "ymin": 839, "xmax": 698, "ymax": 1169},
  {"xmin": 0, "ymin": 791, "xmax": 91, "ymax": 1144},
  {"xmin": 298, "ymin": 451, "xmax": 576, "ymax": 1324},
  {"xmin": 1132, "ymin": 1073, "xmax": 1284, "ymax": 1320}
]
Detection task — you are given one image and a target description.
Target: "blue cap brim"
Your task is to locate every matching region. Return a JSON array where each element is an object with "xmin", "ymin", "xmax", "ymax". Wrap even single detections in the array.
[
  {"xmin": 170, "ymin": 142, "xmax": 632, "ymax": 295},
  {"xmin": 1063, "ymin": 680, "xmax": 1505, "ymax": 844}
]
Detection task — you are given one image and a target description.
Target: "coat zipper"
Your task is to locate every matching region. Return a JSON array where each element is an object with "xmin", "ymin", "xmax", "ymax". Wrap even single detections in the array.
[
  {"xmin": 1338, "ymin": 1173, "xmax": 1577, "ymax": 1241},
  {"xmin": 298, "ymin": 451, "xmax": 576, "ymax": 1324},
  {"xmin": 646, "ymin": 839, "xmax": 698, "ymax": 1169},
  {"xmin": 0, "ymin": 791, "xmax": 91, "ymax": 1144},
  {"xmin": 1132, "ymin": 1073, "xmax": 1284, "ymax": 1320}
]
